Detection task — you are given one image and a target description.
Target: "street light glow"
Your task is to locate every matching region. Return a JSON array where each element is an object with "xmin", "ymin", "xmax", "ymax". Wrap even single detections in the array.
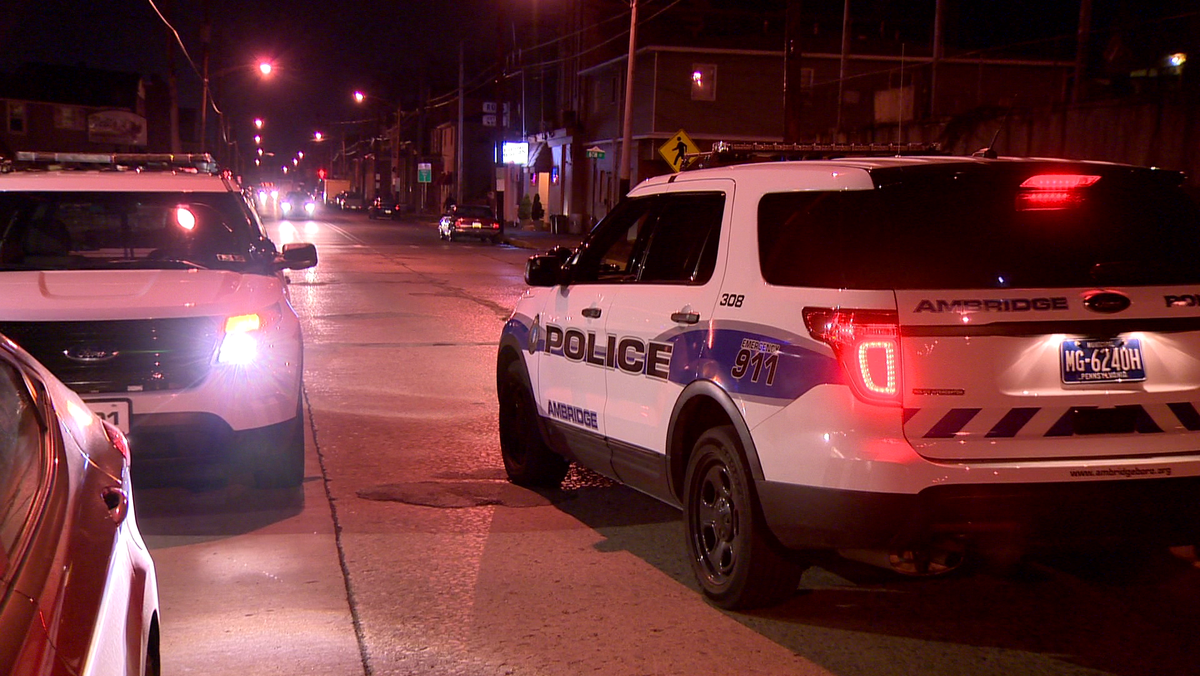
[
  {"xmin": 354, "ymin": 91, "xmax": 366, "ymax": 104},
  {"xmin": 259, "ymin": 61, "xmax": 273, "ymax": 76},
  {"xmin": 254, "ymin": 118, "xmax": 264, "ymax": 129},
  {"xmin": 314, "ymin": 131, "xmax": 324, "ymax": 141}
]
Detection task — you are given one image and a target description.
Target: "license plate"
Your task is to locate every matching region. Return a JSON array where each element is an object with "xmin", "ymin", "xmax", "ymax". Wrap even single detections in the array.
[
  {"xmin": 471, "ymin": 221, "xmax": 482, "ymax": 228},
  {"xmin": 85, "ymin": 399, "xmax": 132, "ymax": 434},
  {"xmin": 1060, "ymin": 338, "xmax": 1145, "ymax": 384}
]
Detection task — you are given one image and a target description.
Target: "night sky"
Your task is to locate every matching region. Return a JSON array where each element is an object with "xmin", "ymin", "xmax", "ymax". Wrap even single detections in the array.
[{"xmin": 2, "ymin": 1, "xmax": 1194, "ymax": 170}]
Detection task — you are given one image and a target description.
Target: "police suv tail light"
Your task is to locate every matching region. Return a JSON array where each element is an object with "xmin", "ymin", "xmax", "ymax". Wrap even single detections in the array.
[
  {"xmin": 804, "ymin": 308, "xmax": 901, "ymax": 406},
  {"xmin": 217, "ymin": 308, "xmax": 281, "ymax": 365},
  {"xmin": 1017, "ymin": 173, "xmax": 1100, "ymax": 211}
]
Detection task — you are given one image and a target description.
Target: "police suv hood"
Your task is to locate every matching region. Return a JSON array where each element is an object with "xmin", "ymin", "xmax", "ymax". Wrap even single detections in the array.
[{"xmin": 0, "ymin": 269, "xmax": 287, "ymax": 320}]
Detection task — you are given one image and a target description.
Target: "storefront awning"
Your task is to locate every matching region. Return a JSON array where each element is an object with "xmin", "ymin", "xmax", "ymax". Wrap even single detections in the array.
[{"xmin": 526, "ymin": 142, "xmax": 554, "ymax": 172}]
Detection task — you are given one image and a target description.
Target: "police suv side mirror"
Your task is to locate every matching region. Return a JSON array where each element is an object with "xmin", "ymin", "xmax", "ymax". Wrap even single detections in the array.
[
  {"xmin": 278, "ymin": 242, "xmax": 318, "ymax": 271},
  {"xmin": 525, "ymin": 252, "xmax": 567, "ymax": 287}
]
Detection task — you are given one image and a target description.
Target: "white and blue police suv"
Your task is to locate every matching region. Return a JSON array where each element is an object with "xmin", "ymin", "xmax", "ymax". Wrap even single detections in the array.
[
  {"xmin": 497, "ymin": 144, "xmax": 1200, "ymax": 608},
  {"xmin": 0, "ymin": 152, "xmax": 317, "ymax": 488}
]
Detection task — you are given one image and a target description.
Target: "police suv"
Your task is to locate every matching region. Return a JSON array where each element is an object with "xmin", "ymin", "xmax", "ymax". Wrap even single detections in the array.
[
  {"xmin": 497, "ymin": 142, "xmax": 1200, "ymax": 608},
  {"xmin": 0, "ymin": 152, "xmax": 317, "ymax": 487}
]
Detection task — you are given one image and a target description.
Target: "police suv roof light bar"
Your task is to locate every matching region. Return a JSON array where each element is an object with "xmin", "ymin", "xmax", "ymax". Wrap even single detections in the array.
[
  {"xmin": 8, "ymin": 152, "xmax": 221, "ymax": 175},
  {"xmin": 682, "ymin": 141, "xmax": 944, "ymax": 171}
]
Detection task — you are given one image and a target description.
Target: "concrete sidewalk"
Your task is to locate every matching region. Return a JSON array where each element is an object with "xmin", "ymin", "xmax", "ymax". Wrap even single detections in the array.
[{"xmin": 502, "ymin": 222, "xmax": 586, "ymax": 251}]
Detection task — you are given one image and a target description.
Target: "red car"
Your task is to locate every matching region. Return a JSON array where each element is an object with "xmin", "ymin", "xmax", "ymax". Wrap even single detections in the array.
[
  {"xmin": 438, "ymin": 204, "xmax": 504, "ymax": 244},
  {"xmin": 0, "ymin": 334, "xmax": 160, "ymax": 676}
]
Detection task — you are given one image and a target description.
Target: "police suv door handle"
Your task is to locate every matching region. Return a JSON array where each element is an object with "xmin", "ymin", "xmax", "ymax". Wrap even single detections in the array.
[
  {"xmin": 582, "ymin": 307, "xmax": 602, "ymax": 319},
  {"xmin": 671, "ymin": 311, "xmax": 700, "ymax": 324}
]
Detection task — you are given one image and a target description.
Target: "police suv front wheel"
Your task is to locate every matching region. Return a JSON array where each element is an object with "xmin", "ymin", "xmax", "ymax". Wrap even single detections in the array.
[
  {"xmin": 498, "ymin": 361, "xmax": 569, "ymax": 488},
  {"xmin": 684, "ymin": 426, "xmax": 807, "ymax": 609}
]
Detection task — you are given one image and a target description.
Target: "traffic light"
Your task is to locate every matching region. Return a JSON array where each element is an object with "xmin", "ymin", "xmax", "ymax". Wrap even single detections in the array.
[{"xmin": 317, "ymin": 168, "xmax": 327, "ymax": 179}]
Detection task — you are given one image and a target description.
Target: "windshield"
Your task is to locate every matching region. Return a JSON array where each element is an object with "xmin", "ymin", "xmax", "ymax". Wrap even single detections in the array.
[
  {"xmin": 758, "ymin": 163, "xmax": 1200, "ymax": 289},
  {"xmin": 0, "ymin": 191, "xmax": 277, "ymax": 271}
]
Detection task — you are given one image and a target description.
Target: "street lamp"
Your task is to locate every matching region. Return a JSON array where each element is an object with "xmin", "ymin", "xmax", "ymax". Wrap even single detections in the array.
[
  {"xmin": 353, "ymin": 91, "xmax": 399, "ymax": 205},
  {"xmin": 200, "ymin": 59, "xmax": 273, "ymax": 154}
]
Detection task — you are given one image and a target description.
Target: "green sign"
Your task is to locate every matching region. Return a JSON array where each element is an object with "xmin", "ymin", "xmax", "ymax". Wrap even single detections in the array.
[
  {"xmin": 417, "ymin": 162, "xmax": 432, "ymax": 184},
  {"xmin": 585, "ymin": 146, "xmax": 605, "ymax": 159}
]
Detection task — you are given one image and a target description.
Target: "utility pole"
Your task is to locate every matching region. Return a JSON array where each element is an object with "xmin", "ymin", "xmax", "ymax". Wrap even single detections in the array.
[
  {"xmin": 930, "ymin": 0, "xmax": 945, "ymax": 119},
  {"xmin": 783, "ymin": 0, "xmax": 804, "ymax": 143},
  {"xmin": 199, "ymin": 0, "xmax": 211, "ymax": 154},
  {"xmin": 165, "ymin": 0, "xmax": 181, "ymax": 153},
  {"xmin": 457, "ymin": 40, "xmax": 465, "ymax": 205},
  {"xmin": 618, "ymin": 0, "xmax": 638, "ymax": 197},
  {"xmin": 835, "ymin": 0, "xmax": 850, "ymax": 138},
  {"xmin": 1073, "ymin": 0, "xmax": 1093, "ymax": 103}
]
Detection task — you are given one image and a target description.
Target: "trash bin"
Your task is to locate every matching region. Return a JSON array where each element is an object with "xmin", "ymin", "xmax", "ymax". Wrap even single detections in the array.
[{"xmin": 550, "ymin": 214, "xmax": 568, "ymax": 234}]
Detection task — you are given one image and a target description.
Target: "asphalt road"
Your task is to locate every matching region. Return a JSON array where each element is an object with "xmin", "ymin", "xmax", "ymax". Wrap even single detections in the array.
[{"xmin": 136, "ymin": 208, "xmax": 1200, "ymax": 676}]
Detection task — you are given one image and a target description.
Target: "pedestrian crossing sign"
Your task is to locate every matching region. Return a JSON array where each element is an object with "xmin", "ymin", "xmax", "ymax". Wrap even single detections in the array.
[{"xmin": 658, "ymin": 129, "xmax": 699, "ymax": 173}]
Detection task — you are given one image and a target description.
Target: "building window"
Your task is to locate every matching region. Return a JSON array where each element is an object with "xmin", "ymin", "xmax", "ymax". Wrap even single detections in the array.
[
  {"xmin": 800, "ymin": 67, "xmax": 815, "ymax": 91},
  {"xmin": 691, "ymin": 64, "xmax": 717, "ymax": 101},
  {"xmin": 55, "ymin": 106, "xmax": 85, "ymax": 130},
  {"xmin": 8, "ymin": 102, "xmax": 26, "ymax": 134},
  {"xmin": 592, "ymin": 76, "xmax": 618, "ymax": 111}
]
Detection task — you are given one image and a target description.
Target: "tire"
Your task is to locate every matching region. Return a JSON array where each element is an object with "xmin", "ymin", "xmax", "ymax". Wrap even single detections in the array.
[
  {"xmin": 253, "ymin": 400, "xmax": 306, "ymax": 489},
  {"xmin": 498, "ymin": 360, "xmax": 569, "ymax": 488},
  {"xmin": 684, "ymin": 425, "xmax": 806, "ymax": 609}
]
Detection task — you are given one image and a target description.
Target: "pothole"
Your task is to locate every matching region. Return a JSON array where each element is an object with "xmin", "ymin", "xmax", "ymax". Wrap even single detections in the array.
[
  {"xmin": 357, "ymin": 466, "xmax": 618, "ymax": 508},
  {"xmin": 357, "ymin": 480, "xmax": 554, "ymax": 508}
]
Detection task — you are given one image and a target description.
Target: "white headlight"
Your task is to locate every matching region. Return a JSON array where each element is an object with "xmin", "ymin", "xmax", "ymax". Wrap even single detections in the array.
[{"xmin": 217, "ymin": 332, "xmax": 258, "ymax": 365}]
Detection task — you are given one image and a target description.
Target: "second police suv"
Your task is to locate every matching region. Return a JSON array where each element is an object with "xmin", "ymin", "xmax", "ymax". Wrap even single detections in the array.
[{"xmin": 497, "ymin": 142, "xmax": 1200, "ymax": 609}]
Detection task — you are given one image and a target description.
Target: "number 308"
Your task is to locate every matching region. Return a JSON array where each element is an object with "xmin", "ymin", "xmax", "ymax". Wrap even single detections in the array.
[{"xmin": 720, "ymin": 294, "xmax": 744, "ymax": 308}]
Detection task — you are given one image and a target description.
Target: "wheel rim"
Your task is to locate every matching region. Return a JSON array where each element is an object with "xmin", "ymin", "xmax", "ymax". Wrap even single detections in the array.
[{"xmin": 691, "ymin": 457, "xmax": 741, "ymax": 585}]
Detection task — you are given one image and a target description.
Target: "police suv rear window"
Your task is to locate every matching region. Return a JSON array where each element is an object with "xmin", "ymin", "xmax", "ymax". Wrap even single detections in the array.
[{"xmin": 758, "ymin": 164, "xmax": 1200, "ymax": 290}]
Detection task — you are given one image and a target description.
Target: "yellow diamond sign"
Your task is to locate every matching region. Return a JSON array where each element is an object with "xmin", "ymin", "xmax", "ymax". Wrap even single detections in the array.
[{"xmin": 658, "ymin": 129, "xmax": 699, "ymax": 173}]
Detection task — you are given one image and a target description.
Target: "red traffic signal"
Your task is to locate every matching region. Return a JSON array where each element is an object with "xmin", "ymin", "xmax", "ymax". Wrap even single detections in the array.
[{"xmin": 317, "ymin": 168, "xmax": 327, "ymax": 179}]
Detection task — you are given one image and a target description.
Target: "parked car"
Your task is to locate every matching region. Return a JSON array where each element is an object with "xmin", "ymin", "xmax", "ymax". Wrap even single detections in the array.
[
  {"xmin": 280, "ymin": 190, "xmax": 316, "ymax": 219},
  {"xmin": 498, "ymin": 142, "xmax": 1200, "ymax": 609},
  {"xmin": 439, "ymin": 204, "xmax": 503, "ymax": 243},
  {"xmin": 0, "ymin": 332, "xmax": 160, "ymax": 676},
  {"xmin": 368, "ymin": 195, "xmax": 400, "ymax": 220},
  {"xmin": 340, "ymin": 191, "xmax": 365, "ymax": 210},
  {"xmin": 0, "ymin": 151, "xmax": 318, "ymax": 488}
]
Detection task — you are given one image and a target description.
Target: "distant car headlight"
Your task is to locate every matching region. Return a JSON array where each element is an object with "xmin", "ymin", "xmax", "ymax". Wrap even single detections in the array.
[{"xmin": 304, "ymin": 202, "xmax": 316, "ymax": 215}]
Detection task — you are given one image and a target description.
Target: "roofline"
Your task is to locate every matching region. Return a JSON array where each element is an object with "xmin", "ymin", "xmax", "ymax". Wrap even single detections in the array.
[{"xmin": 578, "ymin": 44, "xmax": 1071, "ymax": 76}]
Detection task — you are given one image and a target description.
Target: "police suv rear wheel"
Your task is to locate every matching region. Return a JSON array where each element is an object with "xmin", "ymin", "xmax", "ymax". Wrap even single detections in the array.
[
  {"xmin": 498, "ymin": 361, "xmax": 569, "ymax": 487},
  {"xmin": 685, "ymin": 426, "xmax": 806, "ymax": 609}
]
